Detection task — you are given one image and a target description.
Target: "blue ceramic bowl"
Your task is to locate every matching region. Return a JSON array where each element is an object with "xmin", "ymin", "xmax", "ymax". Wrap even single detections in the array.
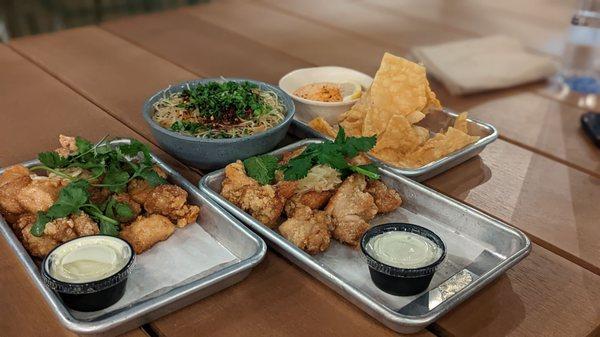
[{"xmin": 143, "ymin": 78, "xmax": 295, "ymax": 170}]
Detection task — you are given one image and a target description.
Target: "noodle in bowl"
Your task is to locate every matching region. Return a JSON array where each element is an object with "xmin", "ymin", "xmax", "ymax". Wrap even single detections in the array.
[{"xmin": 143, "ymin": 78, "xmax": 295, "ymax": 169}]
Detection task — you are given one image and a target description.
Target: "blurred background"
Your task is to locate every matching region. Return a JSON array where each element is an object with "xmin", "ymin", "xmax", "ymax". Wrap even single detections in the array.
[{"xmin": 0, "ymin": 0, "xmax": 206, "ymax": 41}]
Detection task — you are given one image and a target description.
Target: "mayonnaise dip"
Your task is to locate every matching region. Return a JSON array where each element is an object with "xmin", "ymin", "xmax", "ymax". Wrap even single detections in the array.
[
  {"xmin": 365, "ymin": 231, "xmax": 442, "ymax": 269},
  {"xmin": 47, "ymin": 236, "xmax": 131, "ymax": 283}
]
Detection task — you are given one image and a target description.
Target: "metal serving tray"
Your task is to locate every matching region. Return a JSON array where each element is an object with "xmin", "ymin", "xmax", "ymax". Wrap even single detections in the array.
[
  {"xmin": 199, "ymin": 139, "xmax": 530, "ymax": 334},
  {"xmin": 289, "ymin": 108, "xmax": 498, "ymax": 181},
  {"xmin": 0, "ymin": 140, "xmax": 266, "ymax": 336}
]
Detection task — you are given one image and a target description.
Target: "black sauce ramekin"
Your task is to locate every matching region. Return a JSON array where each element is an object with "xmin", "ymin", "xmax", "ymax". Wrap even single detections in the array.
[
  {"xmin": 360, "ymin": 223, "xmax": 446, "ymax": 296},
  {"xmin": 41, "ymin": 235, "xmax": 135, "ymax": 312}
]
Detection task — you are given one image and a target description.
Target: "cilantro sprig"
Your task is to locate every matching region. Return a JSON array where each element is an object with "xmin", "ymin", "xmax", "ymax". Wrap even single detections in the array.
[
  {"xmin": 243, "ymin": 127, "xmax": 379, "ymax": 185},
  {"xmin": 29, "ymin": 136, "xmax": 166, "ymax": 237},
  {"xmin": 30, "ymin": 180, "xmax": 126, "ymax": 237},
  {"xmin": 180, "ymin": 81, "xmax": 269, "ymax": 121},
  {"xmin": 31, "ymin": 137, "xmax": 166, "ymax": 193}
]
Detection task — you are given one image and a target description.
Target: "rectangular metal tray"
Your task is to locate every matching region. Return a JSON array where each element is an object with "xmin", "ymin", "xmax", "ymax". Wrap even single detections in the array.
[
  {"xmin": 289, "ymin": 108, "xmax": 498, "ymax": 181},
  {"xmin": 199, "ymin": 139, "xmax": 530, "ymax": 334},
  {"xmin": 0, "ymin": 139, "xmax": 266, "ymax": 336}
]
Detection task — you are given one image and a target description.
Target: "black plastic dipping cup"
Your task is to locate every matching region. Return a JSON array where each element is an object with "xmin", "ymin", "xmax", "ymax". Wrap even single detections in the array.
[
  {"xmin": 360, "ymin": 223, "xmax": 446, "ymax": 296},
  {"xmin": 41, "ymin": 235, "xmax": 135, "ymax": 312}
]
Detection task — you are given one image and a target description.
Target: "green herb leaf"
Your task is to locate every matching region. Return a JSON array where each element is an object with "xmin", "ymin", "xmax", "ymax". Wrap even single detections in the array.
[
  {"xmin": 30, "ymin": 212, "xmax": 51, "ymax": 236},
  {"xmin": 102, "ymin": 169, "xmax": 130, "ymax": 193},
  {"xmin": 75, "ymin": 137, "xmax": 93, "ymax": 155},
  {"xmin": 280, "ymin": 128, "xmax": 379, "ymax": 181},
  {"xmin": 38, "ymin": 151, "xmax": 67, "ymax": 168},
  {"xmin": 46, "ymin": 180, "xmax": 90, "ymax": 218},
  {"xmin": 349, "ymin": 164, "xmax": 380, "ymax": 180},
  {"xmin": 99, "ymin": 221, "xmax": 120, "ymax": 236},
  {"xmin": 243, "ymin": 155, "xmax": 279, "ymax": 185},
  {"xmin": 138, "ymin": 167, "xmax": 166, "ymax": 187}
]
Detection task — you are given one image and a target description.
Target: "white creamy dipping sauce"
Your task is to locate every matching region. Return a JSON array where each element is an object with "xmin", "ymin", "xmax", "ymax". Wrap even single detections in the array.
[
  {"xmin": 365, "ymin": 231, "xmax": 442, "ymax": 269},
  {"xmin": 47, "ymin": 236, "xmax": 131, "ymax": 283}
]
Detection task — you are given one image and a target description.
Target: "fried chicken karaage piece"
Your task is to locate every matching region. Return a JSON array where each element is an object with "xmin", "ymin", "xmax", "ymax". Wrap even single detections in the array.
[
  {"xmin": 366, "ymin": 180, "xmax": 402, "ymax": 213},
  {"xmin": 284, "ymin": 190, "xmax": 334, "ymax": 217},
  {"xmin": 120, "ymin": 214, "xmax": 175, "ymax": 254},
  {"xmin": 18, "ymin": 213, "xmax": 100, "ymax": 257},
  {"xmin": 325, "ymin": 174, "xmax": 377, "ymax": 246},
  {"xmin": 279, "ymin": 205, "xmax": 332, "ymax": 254},
  {"xmin": 55, "ymin": 134, "xmax": 78, "ymax": 158},
  {"xmin": 126, "ymin": 165, "xmax": 168, "ymax": 204},
  {"xmin": 221, "ymin": 161, "xmax": 297, "ymax": 228},
  {"xmin": 71, "ymin": 212, "xmax": 100, "ymax": 236},
  {"xmin": 16, "ymin": 178, "xmax": 63, "ymax": 214},
  {"xmin": 143, "ymin": 185, "xmax": 200, "ymax": 227},
  {"xmin": 21, "ymin": 223, "xmax": 59, "ymax": 258},
  {"xmin": 0, "ymin": 165, "xmax": 32, "ymax": 215},
  {"xmin": 113, "ymin": 193, "xmax": 142, "ymax": 222}
]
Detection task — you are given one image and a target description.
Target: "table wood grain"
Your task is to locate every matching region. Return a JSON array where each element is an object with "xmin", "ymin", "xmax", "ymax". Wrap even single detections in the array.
[
  {"xmin": 2, "ymin": 0, "xmax": 599, "ymax": 336},
  {"xmin": 38, "ymin": 4, "xmax": 597, "ymax": 273}
]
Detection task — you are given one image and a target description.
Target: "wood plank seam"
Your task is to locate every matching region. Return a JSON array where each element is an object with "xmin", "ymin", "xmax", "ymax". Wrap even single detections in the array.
[{"xmin": 497, "ymin": 135, "xmax": 600, "ymax": 179}]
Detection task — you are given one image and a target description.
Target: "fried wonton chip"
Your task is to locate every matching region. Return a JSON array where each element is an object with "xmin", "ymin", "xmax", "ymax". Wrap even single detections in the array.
[
  {"xmin": 309, "ymin": 117, "xmax": 337, "ymax": 138},
  {"xmin": 361, "ymin": 53, "xmax": 441, "ymax": 136},
  {"xmin": 406, "ymin": 127, "xmax": 479, "ymax": 166},
  {"xmin": 453, "ymin": 111, "xmax": 469, "ymax": 134},
  {"xmin": 372, "ymin": 114, "xmax": 422, "ymax": 154},
  {"xmin": 332, "ymin": 52, "xmax": 479, "ymax": 169},
  {"xmin": 339, "ymin": 88, "xmax": 373, "ymax": 136}
]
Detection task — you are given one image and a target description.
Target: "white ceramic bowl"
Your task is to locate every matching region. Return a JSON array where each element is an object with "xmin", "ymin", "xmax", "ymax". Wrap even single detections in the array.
[{"xmin": 278, "ymin": 66, "xmax": 373, "ymax": 124}]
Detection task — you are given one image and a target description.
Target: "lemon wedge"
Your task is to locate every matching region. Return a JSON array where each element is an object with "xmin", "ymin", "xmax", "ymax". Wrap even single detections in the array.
[{"xmin": 339, "ymin": 81, "xmax": 363, "ymax": 102}]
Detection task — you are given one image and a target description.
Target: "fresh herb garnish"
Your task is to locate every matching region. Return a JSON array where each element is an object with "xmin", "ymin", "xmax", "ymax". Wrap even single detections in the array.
[
  {"xmin": 243, "ymin": 155, "xmax": 279, "ymax": 185},
  {"xmin": 29, "ymin": 136, "xmax": 162, "ymax": 236},
  {"xmin": 31, "ymin": 137, "xmax": 166, "ymax": 192},
  {"xmin": 243, "ymin": 128, "xmax": 379, "ymax": 185},
  {"xmin": 282, "ymin": 127, "xmax": 379, "ymax": 180},
  {"xmin": 31, "ymin": 179, "xmax": 127, "ymax": 237},
  {"xmin": 181, "ymin": 81, "xmax": 269, "ymax": 122}
]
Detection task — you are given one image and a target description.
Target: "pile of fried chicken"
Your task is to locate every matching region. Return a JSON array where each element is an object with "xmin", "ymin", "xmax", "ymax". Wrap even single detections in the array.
[
  {"xmin": 221, "ymin": 150, "xmax": 402, "ymax": 254},
  {"xmin": 0, "ymin": 135, "xmax": 200, "ymax": 257}
]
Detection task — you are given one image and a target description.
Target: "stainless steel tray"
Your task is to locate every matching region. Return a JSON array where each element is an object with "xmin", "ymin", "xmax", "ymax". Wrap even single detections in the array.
[
  {"xmin": 289, "ymin": 108, "xmax": 498, "ymax": 181},
  {"xmin": 199, "ymin": 139, "xmax": 530, "ymax": 334},
  {"xmin": 0, "ymin": 139, "xmax": 266, "ymax": 336}
]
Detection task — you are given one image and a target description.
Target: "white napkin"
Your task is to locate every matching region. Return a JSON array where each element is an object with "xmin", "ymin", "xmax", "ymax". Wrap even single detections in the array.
[{"xmin": 411, "ymin": 35, "xmax": 557, "ymax": 95}]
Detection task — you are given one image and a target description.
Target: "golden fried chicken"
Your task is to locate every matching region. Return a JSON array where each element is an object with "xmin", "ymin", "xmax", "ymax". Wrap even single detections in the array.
[
  {"xmin": 21, "ymin": 223, "xmax": 59, "ymax": 258},
  {"xmin": 143, "ymin": 185, "xmax": 200, "ymax": 227},
  {"xmin": 71, "ymin": 212, "xmax": 99, "ymax": 236},
  {"xmin": 16, "ymin": 178, "xmax": 63, "ymax": 214},
  {"xmin": 366, "ymin": 180, "xmax": 402, "ymax": 213},
  {"xmin": 279, "ymin": 205, "xmax": 332, "ymax": 254},
  {"xmin": 221, "ymin": 161, "xmax": 297, "ymax": 228},
  {"xmin": 325, "ymin": 174, "xmax": 377, "ymax": 246},
  {"xmin": 113, "ymin": 193, "xmax": 142, "ymax": 222},
  {"xmin": 126, "ymin": 165, "xmax": 168, "ymax": 204},
  {"xmin": 0, "ymin": 165, "xmax": 32, "ymax": 215},
  {"xmin": 13, "ymin": 213, "xmax": 36, "ymax": 239},
  {"xmin": 89, "ymin": 187, "xmax": 112, "ymax": 205},
  {"xmin": 284, "ymin": 190, "xmax": 334, "ymax": 217},
  {"xmin": 221, "ymin": 161, "xmax": 262, "ymax": 205},
  {"xmin": 120, "ymin": 214, "xmax": 175, "ymax": 254},
  {"xmin": 127, "ymin": 179, "xmax": 154, "ymax": 204},
  {"xmin": 239, "ymin": 181, "xmax": 296, "ymax": 228},
  {"xmin": 44, "ymin": 217, "xmax": 77, "ymax": 243},
  {"xmin": 55, "ymin": 134, "xmax": 78, "ymax": 158},
  {"xmin": 279, "ymin": 148, "xmax": 305, "ymax": 165}
]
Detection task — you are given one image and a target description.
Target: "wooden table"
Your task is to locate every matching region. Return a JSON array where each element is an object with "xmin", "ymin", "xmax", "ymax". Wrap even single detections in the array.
[{"xmin": 1, "ymin": 1, "xmax": 599, "ymax": 336}]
